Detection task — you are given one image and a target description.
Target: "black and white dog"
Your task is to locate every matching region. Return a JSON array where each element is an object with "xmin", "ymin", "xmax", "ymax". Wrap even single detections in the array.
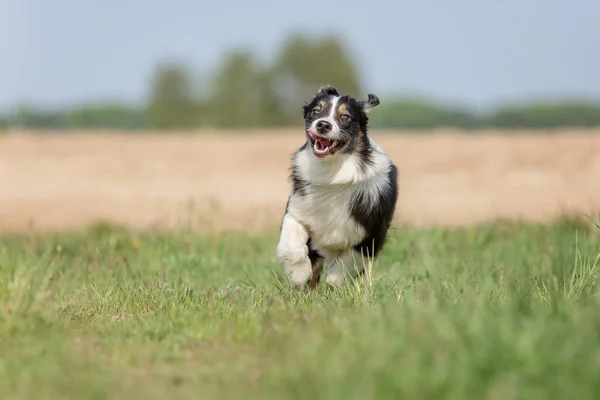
[{"xmin": 275, "ymin": 84, "xmax": 398, "ymax": 290}]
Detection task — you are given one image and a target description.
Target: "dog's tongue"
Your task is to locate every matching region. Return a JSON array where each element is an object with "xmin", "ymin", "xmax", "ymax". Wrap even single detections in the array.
[{"xmin": 316, "ymin": 137, "xmax": 334, "ymax": 149}]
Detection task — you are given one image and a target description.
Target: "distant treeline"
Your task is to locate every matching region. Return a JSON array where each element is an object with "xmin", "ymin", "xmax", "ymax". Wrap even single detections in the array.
[
  {"xmin": 371, "ymin": 99, "xmax": 600, "ymax": 130},
  {"xmin": 4, "ymin": 100, "xmax": 600, "ymax": 131},
  {"xmin": 2, "ymin": 33, "xmax": 600, "ymax": 132}
]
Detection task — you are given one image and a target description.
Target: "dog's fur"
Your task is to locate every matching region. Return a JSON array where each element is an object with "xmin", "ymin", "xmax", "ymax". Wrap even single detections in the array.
[{"xmin": 275, "ymin": 84, "xmax": 398, "ymax": 289}]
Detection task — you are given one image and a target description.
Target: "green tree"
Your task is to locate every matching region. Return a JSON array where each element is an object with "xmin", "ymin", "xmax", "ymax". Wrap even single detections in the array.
[
  {"xmin": 146, "ymin": 62, "xmax": 199, "ymax": 129},
  {"xmin": 67, "ymin": 103, "xmax": 148, "ymax": 129},
  {"xmin": 487, "ymin": 102, "xmax": 600, "ymax": 128},
  {"xmin": 11, "ymin": 104, "xmax": 68, "ymax": 129},
  {"xmin": 208, "ymin": 50, "xmax": 285, "ymax": 128},
  {"xmin": 369, "ymin": 97, "xmax": 479, "ymax": 130},
  {"xmin": 254, "ymin": 67, "xmax": 287, "ymax": 127},
  {"xmin": 273, "ymin": 33, "xmax": 363, "ymax": 122},
  {"xmin": 208, "ymin": 50, "xmax": 261, "ymax": 127}
]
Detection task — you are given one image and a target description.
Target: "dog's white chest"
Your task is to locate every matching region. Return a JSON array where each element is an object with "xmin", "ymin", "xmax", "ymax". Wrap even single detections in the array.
[{"xmin": 289, "ymin": 185, "xmax": 366, "ymax": 252}]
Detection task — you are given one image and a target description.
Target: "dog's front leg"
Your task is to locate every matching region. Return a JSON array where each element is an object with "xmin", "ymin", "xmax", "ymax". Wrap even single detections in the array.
[{"xmin": 276, "ymin": 214, "xmax": 312, "ymax": 290}]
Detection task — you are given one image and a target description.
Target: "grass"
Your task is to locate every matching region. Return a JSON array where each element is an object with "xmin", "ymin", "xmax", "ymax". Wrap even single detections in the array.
[{"xmin": 1, "ymin": 216, "xmax": 600, "ymax": 399}]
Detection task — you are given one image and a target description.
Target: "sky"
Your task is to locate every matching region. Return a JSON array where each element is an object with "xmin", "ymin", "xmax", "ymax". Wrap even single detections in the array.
[{"xmin": 1, "ymin": 0, "xmax": 599, "ymax": 110}]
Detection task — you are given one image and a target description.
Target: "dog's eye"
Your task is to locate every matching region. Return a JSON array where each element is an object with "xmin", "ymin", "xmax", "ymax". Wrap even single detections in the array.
[
  {"xmin": 340, "ymin": 114, "xmax": 351, "ymax": 122},
  {"xmin": 311, "ymin": 108, "xmax": 320, "ymax": 116}
]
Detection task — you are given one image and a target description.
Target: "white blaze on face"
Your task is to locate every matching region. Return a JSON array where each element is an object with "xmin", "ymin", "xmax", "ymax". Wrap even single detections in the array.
[{"xmin": 310, "ymin": 95, "xmax": 341, "ymax": 140}]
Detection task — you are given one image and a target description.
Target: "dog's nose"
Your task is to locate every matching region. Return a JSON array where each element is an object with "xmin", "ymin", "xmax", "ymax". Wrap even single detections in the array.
[{"xmin": 316, "ymin": 120, "xmax": 332, "ymax": 133}]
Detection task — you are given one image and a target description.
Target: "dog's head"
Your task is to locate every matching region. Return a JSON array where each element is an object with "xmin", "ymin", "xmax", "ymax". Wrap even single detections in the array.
[{"xmin": 302, "ymin": 84, "xmax": 380, "ymax": 159}]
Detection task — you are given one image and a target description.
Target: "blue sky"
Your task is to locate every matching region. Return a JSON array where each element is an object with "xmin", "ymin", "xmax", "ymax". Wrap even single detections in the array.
[{"xmin": 1, "ymin": 0, "xmax": 599, "ymax": 110}]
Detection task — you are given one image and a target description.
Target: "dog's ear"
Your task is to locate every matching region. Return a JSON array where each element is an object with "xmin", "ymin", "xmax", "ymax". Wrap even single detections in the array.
[
  {"xmin": 315, "ymin": 84, "xmax": 339, "ymax": 98},
  {"xmin": 359, "ymin": 94, "xmax": 380, "ymax": 113}
]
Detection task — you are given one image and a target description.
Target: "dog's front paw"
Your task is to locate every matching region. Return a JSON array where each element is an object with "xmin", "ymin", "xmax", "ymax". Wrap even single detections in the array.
[
  {"xmin": 276, "ymin": 242, "xmax": 312, "ymax": 290},
  {"xmin": 289, "ymin": 263, "xmax": 312, "ymax": 290}
]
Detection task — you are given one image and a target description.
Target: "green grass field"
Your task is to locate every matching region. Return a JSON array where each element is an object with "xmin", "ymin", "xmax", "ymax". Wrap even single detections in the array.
[{"xmin": 1, "ymin": 216, "xmax": 600, "ymax": 399}]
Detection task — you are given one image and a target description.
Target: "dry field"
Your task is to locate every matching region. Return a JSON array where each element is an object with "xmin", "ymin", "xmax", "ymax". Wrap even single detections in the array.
[
  {"xmin": 1, "ymin": 128, "xmax": 599, "ymax": 233},
  {"xmin": 3, "ymin": 128, "xmax": 600, "ymax": 400}
]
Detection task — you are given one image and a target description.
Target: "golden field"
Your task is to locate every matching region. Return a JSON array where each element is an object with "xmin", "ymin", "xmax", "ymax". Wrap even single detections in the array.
[{"xmin": 1, "ymin": 128, "xmax": 599, "ymax": 233}]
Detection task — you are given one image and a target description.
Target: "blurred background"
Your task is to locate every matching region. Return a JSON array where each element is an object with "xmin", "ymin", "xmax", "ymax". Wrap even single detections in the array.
[{"xmin": 1, "ymin": 0, "xmax": 599, "ymax": 232}]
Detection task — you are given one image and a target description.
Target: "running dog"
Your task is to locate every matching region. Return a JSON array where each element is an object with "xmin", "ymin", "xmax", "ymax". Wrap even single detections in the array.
[{"xmin": 275, "ymin": 84, "xmax": 398, "ymax": 290}]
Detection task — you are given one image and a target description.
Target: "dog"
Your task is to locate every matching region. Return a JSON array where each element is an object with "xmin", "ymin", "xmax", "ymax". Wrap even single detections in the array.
[{"xmin": 275, "ymin": 84, "xmax": 398, "ymax": 290}]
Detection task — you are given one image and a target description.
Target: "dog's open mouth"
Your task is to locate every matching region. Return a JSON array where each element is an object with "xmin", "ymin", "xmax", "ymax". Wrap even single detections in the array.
[{"xmin": 307, "ymin": 130, "xmax": 340, "ymax": 157}]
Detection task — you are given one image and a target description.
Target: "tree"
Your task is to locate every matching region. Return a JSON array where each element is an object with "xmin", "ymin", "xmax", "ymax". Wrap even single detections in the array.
[
  {"xmin": 487, "ymin": 102, "xmax": 600, "ymax": 128},
  {"xmin": 67, "ymin": 103, "xmax": 148, "ymax": 129},
  {"xmin": 369, "ymin": 97, "xmax": 479, "ymax": 130},
  {"xmin": 146, "ymin": 62, "xmax": 199, "ymax": 129},
  {"xmin": 11, "ymin": 104, "xmax": 68, "ymax": 129},
  {"xmin": 208, "ymin": 49, "xmax": 285, "ymax": 127},
  {"xmin": 273, "ymin": 33, "xmax": 363, "ymax": 121}
]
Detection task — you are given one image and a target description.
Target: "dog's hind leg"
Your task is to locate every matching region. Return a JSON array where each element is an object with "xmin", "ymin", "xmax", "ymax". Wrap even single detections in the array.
[
  {"xmin": 306, "ymin": 237, "xmax": 324, "ymax": 289},
  {"xmin": 325, "ymin": 249, "xmax": 368, "ymax": 288},
  {"xmin": 308, "ymin": 258, "xmax": 324, "ymax": 289}
]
